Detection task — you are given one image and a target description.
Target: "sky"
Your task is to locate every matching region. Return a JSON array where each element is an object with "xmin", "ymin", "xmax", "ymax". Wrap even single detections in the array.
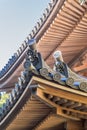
[{"xmin": 0, "ymin": 0, "xmax": 50, "ymax": 70}]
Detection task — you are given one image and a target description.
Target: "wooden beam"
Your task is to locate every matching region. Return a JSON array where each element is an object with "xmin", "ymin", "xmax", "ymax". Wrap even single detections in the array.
[
  {"xmin": 68, "ymin": 47, "xmax": 87, "ymax": 67},
  {"xmin": 73, "ymin": 63, "xmax": 87, "ymax": 73},
  {"xmin": 36, "ymin": 87, "xmax": 81, "ymax": 120},
  {"xmin": 32, "ymin": 76, "xmax": 87, "ymax": 97},
  {"xmin": 65, "ymin": 120, "xmax": 84, "ymax": 130},
  {"xmin": 34, "ymin": 84, "xmax": 87, "ymax": 119}
]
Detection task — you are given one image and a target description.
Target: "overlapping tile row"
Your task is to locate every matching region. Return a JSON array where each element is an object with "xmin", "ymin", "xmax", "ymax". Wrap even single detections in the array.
[
  {"xmin": 0, "ymin": 0, "xmax": 57, "ymax": 79},
  {"xmin": 27, "ymin": 0, "xmax": 57, "ymax": 39},
  {"xmin": 0, "ymin": 44, "xmax": 31, "ymax": 124},
  {"xmin": 0, "ymin": 42, "xmax": 27, "ymax": 78}
]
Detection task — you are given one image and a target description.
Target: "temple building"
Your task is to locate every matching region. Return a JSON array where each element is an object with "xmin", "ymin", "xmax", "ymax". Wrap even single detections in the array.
[{"xmin": 0, "ymin": 0, "xmax": 87, "ymax": 130}]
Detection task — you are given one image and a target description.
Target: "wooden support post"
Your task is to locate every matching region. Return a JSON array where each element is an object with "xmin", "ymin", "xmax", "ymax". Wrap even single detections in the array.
[{"xmin": 65, "ymin": 120, "xmax": 84, "ymax": 130}]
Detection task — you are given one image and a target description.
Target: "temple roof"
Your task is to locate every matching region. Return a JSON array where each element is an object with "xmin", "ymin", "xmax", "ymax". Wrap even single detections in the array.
[
  {"xmin": 0, "ymin": 43, "xmax": 87, "ymax": 129},
  {"xmin": 0, "ymin": 76, "xmax": 87, "ymax": 130},
  {"xmin": 0, "ymin": 0, "xmax": 87, "ymax": 129}
]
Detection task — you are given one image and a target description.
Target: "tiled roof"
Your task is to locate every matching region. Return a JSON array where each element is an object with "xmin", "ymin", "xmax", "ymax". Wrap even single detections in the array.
[{"xmin": 0, "ymin": 41, "xmax": 87, "ymax": 129}]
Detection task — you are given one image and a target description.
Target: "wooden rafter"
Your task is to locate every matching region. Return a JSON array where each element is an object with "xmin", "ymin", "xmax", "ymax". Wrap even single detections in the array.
[{"xmin": 73, "ymin": 63, "xmax": 87, "ymax": 73}]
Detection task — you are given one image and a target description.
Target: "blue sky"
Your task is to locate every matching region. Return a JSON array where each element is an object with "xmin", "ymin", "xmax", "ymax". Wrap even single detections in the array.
[{"xmin": 0, "ymin": 0, "xmax": 50, "ymax": 69}]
